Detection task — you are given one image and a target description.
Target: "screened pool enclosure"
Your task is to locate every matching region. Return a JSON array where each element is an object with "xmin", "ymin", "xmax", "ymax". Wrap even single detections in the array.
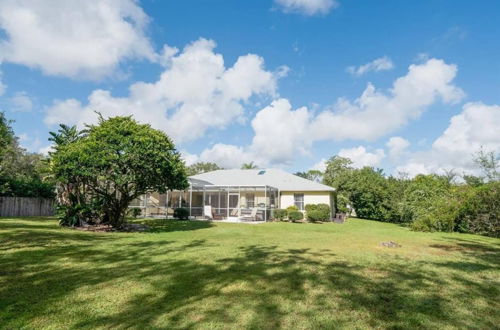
[{"xmin": 130, "ymin": 180, "xmax": 279, "ymax": 221}]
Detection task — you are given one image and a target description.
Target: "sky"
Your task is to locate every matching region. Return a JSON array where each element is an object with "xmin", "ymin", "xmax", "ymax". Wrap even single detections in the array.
[{"xmin": 0, "ymin": 0, "xmax": 499, "ymax": 176}]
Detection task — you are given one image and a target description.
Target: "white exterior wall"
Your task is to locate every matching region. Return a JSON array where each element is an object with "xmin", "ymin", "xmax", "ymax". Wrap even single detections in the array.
[{"xmin": 280, "ymin": 191, "xmax": 332, "ymax": 210}]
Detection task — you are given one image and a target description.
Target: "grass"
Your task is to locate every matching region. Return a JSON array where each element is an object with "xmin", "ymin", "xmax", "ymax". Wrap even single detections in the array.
[{"xmin": 0, "ymin": 217, "xmax": 499, "ymax": 329}]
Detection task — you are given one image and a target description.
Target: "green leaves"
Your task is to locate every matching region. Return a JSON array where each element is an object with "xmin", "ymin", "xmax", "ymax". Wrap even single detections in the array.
[{"xmin": 51, "ymin": 116, "xmax": 188, "ymax": 227}]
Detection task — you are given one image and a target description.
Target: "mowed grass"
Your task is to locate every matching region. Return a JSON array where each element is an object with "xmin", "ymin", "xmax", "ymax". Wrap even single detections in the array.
[{"xmin": 0, "ymin": 217, "xmax": 499, "ymax": 329}]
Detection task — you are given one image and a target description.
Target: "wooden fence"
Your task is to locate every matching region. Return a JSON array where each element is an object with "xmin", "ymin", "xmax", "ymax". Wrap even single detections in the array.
[{"xmin": 0, "ymin": 197, "xmax": 55, "ymax": 217}]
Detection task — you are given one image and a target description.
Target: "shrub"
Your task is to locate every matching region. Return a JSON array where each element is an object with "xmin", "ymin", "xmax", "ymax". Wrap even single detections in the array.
[
  {"xmin": 457, "ymin": 182, "xmax": 499, "ymax": 237},
  {"xmin": 173, "ymin": 207, "xmax": 189, "ymax": 220},
  {"xmin": 286, "ymin": 205, "xmax": 299, "ymax": 213},
  {"xmin": 273, "ymin": 209, "xmax": 287, "ymax": 221},
  {"xmin": 304, "ymin": 204, "xmax": 317, "ymax": 213},
  {"xmin": 411, "ymin": 195, "xmax": 459, "ymax": 232},
  {"xmin": 128, "ymin": 207, "xmax": 142, "ymax": 218},
  {"xmin": 288, "ymin": 210, "xmax": 303, "ymax": 222},
  {"xmin": 306, "ymin": 203, "xmax": 330, "ymax": 222}
]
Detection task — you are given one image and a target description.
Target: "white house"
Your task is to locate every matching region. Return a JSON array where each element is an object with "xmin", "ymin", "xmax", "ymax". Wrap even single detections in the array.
[{"xmin": 131, "ymin": 169, "xmax": 335, "ymax": 221}]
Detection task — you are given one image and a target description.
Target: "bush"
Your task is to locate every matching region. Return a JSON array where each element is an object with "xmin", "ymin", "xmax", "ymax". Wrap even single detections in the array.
[
  {"xmin": 306, "ymin": 203, "xmax": 330, "ymax": 222},
  {"xmin": 128, "ymin": 207, "xmax": 142, "ymax": 218},
  {"xmin": 173, "ymin": 207, "xmax": 189, "ymax": 220},
  {"xmin": 411, "ymin": 195, "xmax": 460, "ymax": 232},
  {"xmin": 286, "ymin": 205, "xmax": 299, "ymax": 213},
  {"xmin": 457, "ymin": 182, "xmax": 499, "ymax": 237},
  {"xmin": 304, "ymin": 204, "xmax": 317, "ymax": 213},
  {"xmin": 288, "ymin": 210, "xmax": 303, "ymax": 222},
  {"xmin": 273, "ymin": 209, "xmax": 287, "ymax": 221}
]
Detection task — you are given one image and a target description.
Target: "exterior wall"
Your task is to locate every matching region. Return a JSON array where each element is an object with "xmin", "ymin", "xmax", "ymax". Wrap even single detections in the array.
[{"xmin": 280, "ymin": 191, "xmax": 332, "ymax": 210}]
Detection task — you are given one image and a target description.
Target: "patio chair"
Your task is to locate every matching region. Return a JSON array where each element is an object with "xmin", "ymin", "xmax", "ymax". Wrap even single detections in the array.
[
  {"xmin": 240, "ymin": 208, "xmax": 258, "ymax": 221},
  {"xmin": 204, "ymin": 205, "xmax": 213, "ymax": 220},
  {"xmin": 230, "ymin": 208, "xmax": 239, "ymax": 217}
]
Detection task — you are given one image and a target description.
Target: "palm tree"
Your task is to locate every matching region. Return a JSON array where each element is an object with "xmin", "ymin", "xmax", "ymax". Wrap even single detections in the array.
[{"xmin": 241, "ymin": 161, "xmax": 258, "ymax": 169}]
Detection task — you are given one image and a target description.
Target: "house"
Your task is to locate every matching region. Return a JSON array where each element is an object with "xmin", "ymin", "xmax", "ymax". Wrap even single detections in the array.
[{"xmin": 130, "ymin": 169, "xmax": 335, "ymax": 221}]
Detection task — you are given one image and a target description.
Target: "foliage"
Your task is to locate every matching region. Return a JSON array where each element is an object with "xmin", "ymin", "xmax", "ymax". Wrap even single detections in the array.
[
  {"xmin": 286, "ymin": 205, "xmax": 298, "ymax": 213},
  {"xmin": 295, "ymin": 170, "xmax": 323, "ymax": 182},
  {"xmin": 186, "ymin": 162, "xmax": 222, "ymax": 176},
  {"xmin": 456, "ymin": 182, "xmax": 500, "ymax": 237},
  {"xmin": 241, "ymin": 161, "xmax": 258, "ymax": 169},
  {"xmin": 305, "ymin": 203, "xmax": 331, "ymax": 222},
  {"xmin": 272, "ymin": 209, "xmax": 287, "ymax": 221},
  {"xmin": 128, "ymin": 207, "xmax": 142, "ymax": 218},
  {"xmin": 0, "ymin": 111, "xmax": 15, "ymax": 161},
  {"xmin": 50, "ymin": 116, "xmax": 188, "ymax": 227},
  {"xmin": 288, "ymin": 210, "xmax": 303, "ymax": 222},
  {"xmin": 0, "ymin": 112, "xmax": 55, "ymax": 198},
  {"xmin": 173, "ymin": 207, "xmax": 189, "ymax": 220},
  {"xmin": 473, "ymin": 148, "xmax": 499, "ymax": 182}
]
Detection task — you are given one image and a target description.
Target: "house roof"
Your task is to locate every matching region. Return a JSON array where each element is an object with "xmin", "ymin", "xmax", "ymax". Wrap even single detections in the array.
[{"xmin": 189, "ymin": 169, "xmax": 335, "ymax": 192}]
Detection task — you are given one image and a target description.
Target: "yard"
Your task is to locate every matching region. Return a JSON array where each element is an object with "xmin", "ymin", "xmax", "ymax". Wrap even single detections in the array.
[{"xmin": 1, "ymin": 217, "xmax": 499, "ymax": 329}]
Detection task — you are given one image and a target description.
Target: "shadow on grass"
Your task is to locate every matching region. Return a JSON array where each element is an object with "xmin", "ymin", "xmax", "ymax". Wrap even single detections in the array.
[
  {"xmin": 135, "ymin": 218, "xmax": 214, "ymax": 233},
  {"xmin": 0, "ymin": 219, "xmax": 499, "ymax": 329}
]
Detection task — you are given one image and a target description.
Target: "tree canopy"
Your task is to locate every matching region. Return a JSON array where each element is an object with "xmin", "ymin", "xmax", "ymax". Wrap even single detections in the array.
[
  {"xmin": 187, "ymin": 162, "xmax": 222, "ymax": 176},
  {"xmin": 51, "ymin": 116, "xmax": 188, "ymax": 227}
]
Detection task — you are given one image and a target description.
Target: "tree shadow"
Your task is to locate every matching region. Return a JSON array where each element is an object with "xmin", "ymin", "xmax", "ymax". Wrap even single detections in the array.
[
  {"xmin": 1, "ymin": 219, "xmax": 499, "ymax": 329},
  {"xmin": 135, "ymin": 219, "xmax": 214, "ymax": 233}
]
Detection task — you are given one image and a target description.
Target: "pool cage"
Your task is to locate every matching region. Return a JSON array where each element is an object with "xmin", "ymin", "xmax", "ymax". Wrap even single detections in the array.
[{"xmin": 130, "ymin": 181, "xmax": 279, "ymax": 221}]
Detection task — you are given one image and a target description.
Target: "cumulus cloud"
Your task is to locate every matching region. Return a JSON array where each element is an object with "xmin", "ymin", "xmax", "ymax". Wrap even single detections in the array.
[
  {"xmin": 338, "ymin": 146, "xmax": 385, "ymax": 168},
  {"xmin": 0, "ymin": 0, "xmax": 155, "ymax": 79},
  {"xmin": 311, "ymin": 58, "xmax": 465, "ymax": 141},
  {"xmin": 346, "ymin": 56, "xmax": 394, "ymax": 77},
  {"xmin": 275, "ymin": 0, "xmax": 338, "ymax": 16},
  {"xmin": 396, "ymin": 102, "xmax": 500, "ymax": 176},
  {"xmin": 311, "ymin": 158, "xmax": 327, "ymax": 172},
  {"xmin": 0, "ymin": 70, "xmax": 6, "ymax": 96},
  {"xmin": 45, "ymin": 38, "xmax": 282, "ymax": 143},
  {"xmin": 386, "ymin": 136, "xmax": 410, "ymax": 160},
  {"xmin": 192, "ymin": 58, "xmax": 464, "ymax": 168},
  {"xmin": 9, "ymin": 91, "xmax": 33, "ymax": 112}
]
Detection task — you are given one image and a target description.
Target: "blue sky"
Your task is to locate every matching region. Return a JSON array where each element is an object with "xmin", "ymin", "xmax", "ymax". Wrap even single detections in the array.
[{"xmin": 1, "ymin": 0, "xmax": 499, "ymax": 175}]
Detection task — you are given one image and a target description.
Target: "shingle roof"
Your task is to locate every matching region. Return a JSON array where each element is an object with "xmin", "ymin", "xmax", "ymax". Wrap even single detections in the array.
[{"xmin": 190, "ymin": 169, "xmax": 335, "ymax": 192}]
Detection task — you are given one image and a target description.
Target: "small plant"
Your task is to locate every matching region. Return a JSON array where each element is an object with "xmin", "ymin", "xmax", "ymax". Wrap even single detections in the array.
[
  {"xmin": 173, "ymin": 207, "xmax": 189, "ymax": 220},
  {"xmin": 288, "ymin": 210, "xmax": 303, "ymax": 222},
  {"xmin": 286, "ymin": 205, "xmax": 299, "ymax": 213},
  {"xmin": 273, "ymin": 209, "xmax": 287, "ymax": 221},
  {"xmin": 128, "ymin": 207, "xmax": 142, "ymax": 218}
]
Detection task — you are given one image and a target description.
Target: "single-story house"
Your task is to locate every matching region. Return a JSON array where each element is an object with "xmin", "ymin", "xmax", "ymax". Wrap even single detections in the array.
[{"xmin": 130, "ymin": 169, "xmax": 335, "ymax": 221}]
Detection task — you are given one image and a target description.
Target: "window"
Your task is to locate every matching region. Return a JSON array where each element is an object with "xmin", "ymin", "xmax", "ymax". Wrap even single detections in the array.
[
  {"xmin": 246, "ymin": 193, "xmax": 255, "ymax": 208},
  {"xmin": 294, "ymin": 193, "xmax": 304, "ymax": 210}
]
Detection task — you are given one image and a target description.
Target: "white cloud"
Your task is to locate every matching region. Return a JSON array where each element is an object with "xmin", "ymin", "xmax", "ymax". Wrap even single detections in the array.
[
  {"xmin": 38, "ymin": 144, "xmax": 54, "ymax": 156},
  {"xmin": 347, "ymin": 56, "xmax": 394, "ymax": 77},
  {"xmin": 338, "ymin": 146, "xmax": 385, "ymax": 168},
  {"xmin": 386, "ymin": 136, "xmax": 410, "ymax": 160},
  {"xmin": 0, "ymin": 0, "xmax": 155, "ymax": 79},
  {"xmin": 192, "ymin": 58, "xmax": 464, "ymax": 169},
  {"xmin": 396, "ymin": 102, "xmax": 500, "ymax": 176},
  {"xmin": 249, "ymin": 99, "xmax": 312, "ymax": 165},
  {"xmin": 45, "ymin": 38, "xmax": 282, "ymax": 143},
  {"xmin": 198, "ymin": 143, "xmax": 253, "ymax": 169},
  {"xmin": 311, "ymin": 158, "xmax": 327, "ymax": 172},
  {"xmin": 275, "ymin": 0, "xmax": 338, "ymax": 16},
  {"xmin": 9, "ymin": 91, "xmax": 33, "ymax": 112},
  {"xmin": 311, "ymin": 58, "xmax": 464, "ymax": 141}
]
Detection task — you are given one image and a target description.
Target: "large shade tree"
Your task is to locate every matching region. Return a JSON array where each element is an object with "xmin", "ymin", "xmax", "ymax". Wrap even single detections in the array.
[{"xmin": 51, "ymin": 116, "xmax": 188, "ymax": 227}]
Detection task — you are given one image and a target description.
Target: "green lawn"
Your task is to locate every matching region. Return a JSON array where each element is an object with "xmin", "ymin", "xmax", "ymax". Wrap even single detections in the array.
[{"xmin": 1, "ymin": 217, "xmax": 499, "ymax": 329}]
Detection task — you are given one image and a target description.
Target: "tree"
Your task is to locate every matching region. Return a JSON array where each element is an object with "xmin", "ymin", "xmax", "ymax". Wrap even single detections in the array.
[
  {"xmin": 241, "ymin": 161, "xmax": 258, "ymax": 169},
  {"xmin": 51, "ymin": 116, "xmax": 188, "ymax": 227},
  {"xmin": 187, "ymin": 162, "xmax": 222, "ymax": 176},
  {"xmin": 0, "ymin": 111, "xmax": 15, "ymax": 164},
  {"xmin": 473, "ymin": 148, "xmax": 499, "ymax": 182},
  {"xmin": 323, "ymin": 156, "xmax": 354, "ymax": 213},
  {"xmin": 294, "ymin": 170, "xmax": 323, "ymax": 182}
]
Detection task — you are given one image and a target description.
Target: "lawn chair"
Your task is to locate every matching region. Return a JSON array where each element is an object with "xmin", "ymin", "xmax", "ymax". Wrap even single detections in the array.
[
  {"xmin": 240, "ymin": 208, "xmax": 258, "ymax": 221},
  {"xmin": 204, "ymin": 205, "xmax": 213, "ymax": 220}
]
